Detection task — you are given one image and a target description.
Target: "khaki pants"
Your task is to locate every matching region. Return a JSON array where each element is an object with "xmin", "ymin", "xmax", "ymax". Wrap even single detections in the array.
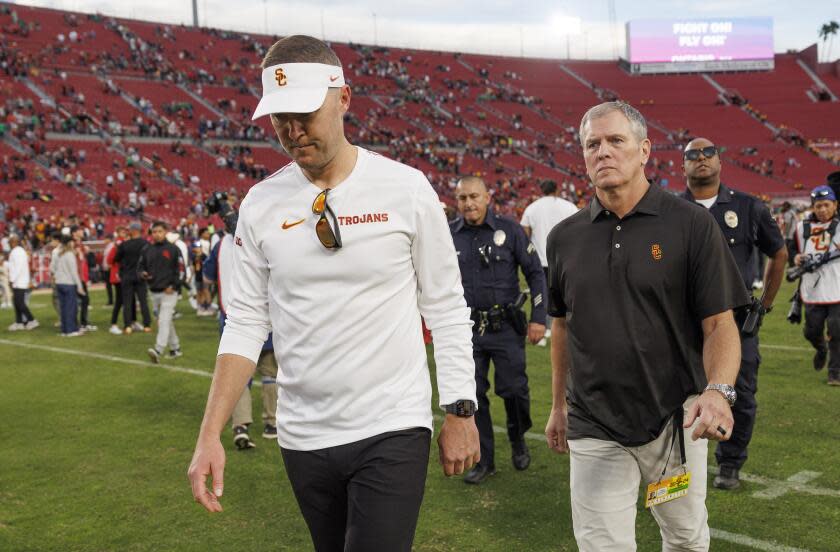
[
  {"xmin": 231, "ymin": 349, "xmax": 278, "ymax": 428},
  {"xmin": 150, "ymin": 291, "xmax": 179, "ymax": 352},
  {"xmin": 568, "ymin": 395, "xmax": 710, "ymax": 552},
  {"xmin": 1, "ymin": 275, "xmax": 12, "ymax": 305}
]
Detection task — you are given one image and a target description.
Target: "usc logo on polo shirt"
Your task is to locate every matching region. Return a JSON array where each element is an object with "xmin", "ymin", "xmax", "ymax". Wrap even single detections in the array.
[{"xmin": 651, "ymin": 244, "xmax": 662, "ymax": 261}]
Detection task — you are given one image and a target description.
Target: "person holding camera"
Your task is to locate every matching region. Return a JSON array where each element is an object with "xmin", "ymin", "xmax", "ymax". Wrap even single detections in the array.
[
  {"xmin": 679, "ymin": 137, "xmax": 787, "ymax": 490},
  {"xmin": 138, "ymin": 220, "xmax": 184, "ymax": 363},
  {"xmin": 792, "ymin": 185, "xmax": 840, "ymax": 387},
  {"xmin": 450, "ymin": 176, "xmax": 546, "ymax": 484}
]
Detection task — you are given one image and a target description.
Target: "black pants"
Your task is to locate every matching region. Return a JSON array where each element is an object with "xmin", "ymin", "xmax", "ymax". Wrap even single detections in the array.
[
  {"xmin": 103, "ymin": 270, "xmax": 113, "ymax": 304},
  {"xmin": 281, "ymin": 428, "xmax": 430, "ymax": 552},
  {"xmin": 121, "ymin": 279, "xmax": 151, "ymax": 328},
  {"xmin": 716, "ymin": 336, "xmax": 759, "ymax": 470},
  {"xmin": 785, "ymin": 238, "xmax": 798, "ymax": 267},
  {"xmin": 473, "ymin": 324, "xmax": 532, "ymax": 468},
  {"xmin": 110, "ymin": 283, "xmax": 137, "ymax": 325},
  {"xmin": 12, "ymin": 288, "xmax": 34, "ymax": 324},
  {"xmin": 78, "ymin": 282, "xmax": 90, "ymax": 327},
  {"xmin": 804, "ymin": 303, "xmax": 840, "ymax": 379}
]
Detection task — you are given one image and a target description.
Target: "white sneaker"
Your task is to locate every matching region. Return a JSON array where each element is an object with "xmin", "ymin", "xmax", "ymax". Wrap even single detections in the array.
[
  {"xmin": 24, "ymin": 320, "xmax": 40, "ymax": 330},
  {"xmin": 188, "ymin": 297, "xmax": 198, "ymax": 309},
  {"xmin": 84, "ymin": 324, "xmax": 98, "ymax": 331},
  {"xmin": 536, "ymin": 337, "xmax": 548, "ymax": 347},
  {"xmin": 7, "ymin": 322, "xmax": 24, "ymax": 331},
  {"xmin": 62, "ymin": 331, "xmax": 83, "ymax": 337},
  {"xmin": 0, "ymin": 302, "xmax": 10, "ymax": 309},
  {"xmin": 544, "ymin": 328, "xmax": 552, "ymax": 338},
  {"xmin": 132, "ymin": 322, "xmax": 144, "ymax": 331},
  {"xmin": 109, "ymin": 325, "xmax": 122, "ymax": 335}
]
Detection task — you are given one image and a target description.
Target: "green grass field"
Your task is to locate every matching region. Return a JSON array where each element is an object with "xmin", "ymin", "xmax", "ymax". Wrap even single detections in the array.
[{"xmin": 1, "ymin": 281, "xmax": 838, "ymax": 551}]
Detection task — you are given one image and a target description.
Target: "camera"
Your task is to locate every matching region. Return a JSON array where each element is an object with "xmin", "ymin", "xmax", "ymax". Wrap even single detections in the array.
[
  {"xmin": 205, "ymin": 191, "xmax": 238, "ymax": 234},
  {"xmin": 787, "ymin": 290, "xmax": 803, "ymax": 325},
  {"xmin": 205, "ymin": 191, "xmax": 228, "ymax": 215}
]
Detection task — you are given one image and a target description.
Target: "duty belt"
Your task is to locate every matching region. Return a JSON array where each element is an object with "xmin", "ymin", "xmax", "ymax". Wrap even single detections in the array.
[{"xmin": 470, "ymin": 306, "xmax": 505, "ymax": 336}]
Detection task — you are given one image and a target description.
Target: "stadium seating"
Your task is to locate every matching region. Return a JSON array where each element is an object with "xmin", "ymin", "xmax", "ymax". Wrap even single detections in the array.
[{"xmin": 2, "ymin": 3, "xmax": 839, "ymax": 237}]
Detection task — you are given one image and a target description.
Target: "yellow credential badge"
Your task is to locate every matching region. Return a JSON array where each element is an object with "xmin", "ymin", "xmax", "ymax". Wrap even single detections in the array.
[{"xmin": 645, "ymin": 472, "xmax": 691, "ymax": 509}]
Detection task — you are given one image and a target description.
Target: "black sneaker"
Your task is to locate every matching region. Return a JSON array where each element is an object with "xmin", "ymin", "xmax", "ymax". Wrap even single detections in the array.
[
  {"xmin": 463, "ymin": 463, "xmax": 496, "ymax": 485},
  {"xmin": 262, "ymin": 424, "xmax": 277, "ymax": 439},
  {"xmin": 814, "ymin": 348, "xmax": 828, "ymax": 371},
  {"xmin": 511, "ymin": 440, "xmax": 531, "ymax": 471},
  {"xmin": 713, "ymin": 465, "xmax": 740, "ymax": 490},
  {"xmin": 233, "ymin": 425, "xmax": 256, "ymax": 450},
  {"xmin": 147, "ymin": 347, "xmax": 161, "ymax": 364}
]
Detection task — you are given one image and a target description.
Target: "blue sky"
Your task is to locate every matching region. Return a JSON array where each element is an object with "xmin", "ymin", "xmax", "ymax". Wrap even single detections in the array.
[{"xmin": 9, "ymin": 0, "xmax": 840, "ymax": 60}]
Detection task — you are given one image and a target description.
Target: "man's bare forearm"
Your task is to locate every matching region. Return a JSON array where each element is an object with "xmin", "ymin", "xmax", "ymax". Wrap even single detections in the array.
[
  {"xmin": 198, "ymin": 353, "xmax": 256, "ymax": 439},
  {"xmin": 550, "ymin": 317, "xmax": 570, "ymax": 410},
  {"xmin": 762, "ymin": 247, "xmax": 788, "ymax": 309},
  {"xmin": 701, "ymin": 311, "xmax": 741, "ymax": 385}
]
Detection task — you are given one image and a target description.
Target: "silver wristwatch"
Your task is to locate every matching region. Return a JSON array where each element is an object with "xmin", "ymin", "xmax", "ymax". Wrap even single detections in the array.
[{"xmin": 704, "ymin": 383, "xmax": 737, "ymax": 406}]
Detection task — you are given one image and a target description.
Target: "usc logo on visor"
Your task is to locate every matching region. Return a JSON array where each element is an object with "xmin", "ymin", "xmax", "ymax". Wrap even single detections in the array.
[{"xmin": 274, "ymin": 68, "xmax": 287, "ymax": 86}]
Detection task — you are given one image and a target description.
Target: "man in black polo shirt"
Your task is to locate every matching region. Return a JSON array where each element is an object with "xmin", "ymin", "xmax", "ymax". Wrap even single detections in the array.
[
  {"xmin": 680, "ymin": 137, "xmax": 787, "ymax": 491},
  {"xmin": 544, "ymin": 101, "xmax": 749, "ymax": 551}
]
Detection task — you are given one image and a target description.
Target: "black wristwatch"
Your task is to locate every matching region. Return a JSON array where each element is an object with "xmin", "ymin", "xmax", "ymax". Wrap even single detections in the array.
[{"xmin": 443, "ymin": 400, "xmax": 476, "ymax": 417}]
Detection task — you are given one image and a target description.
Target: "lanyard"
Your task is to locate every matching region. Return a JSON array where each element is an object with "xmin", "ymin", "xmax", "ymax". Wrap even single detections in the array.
[{"xmin": 658, "ymin": 407, "xmax": 687, "ymax": 481}]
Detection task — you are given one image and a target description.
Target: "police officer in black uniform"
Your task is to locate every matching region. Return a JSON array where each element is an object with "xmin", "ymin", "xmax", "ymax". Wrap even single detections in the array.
[
  {"xmin": 680, "ymin": 137, "xmax": 788, "ymax": 490},
  {"xmin": 450, "ymin": 176, "xmax": 547, "ymax": 484}
]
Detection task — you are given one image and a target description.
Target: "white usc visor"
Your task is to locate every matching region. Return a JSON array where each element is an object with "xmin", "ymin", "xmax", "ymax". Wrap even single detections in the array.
[{"xmin": 252, "ymin": 62, "xmax": 346, "ymax": 120}]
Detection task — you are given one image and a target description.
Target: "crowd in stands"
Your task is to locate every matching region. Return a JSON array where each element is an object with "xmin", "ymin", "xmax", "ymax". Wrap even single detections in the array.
[{"xmin": 1, "ymin": 3, "xmax": 839, "ymax": 237}]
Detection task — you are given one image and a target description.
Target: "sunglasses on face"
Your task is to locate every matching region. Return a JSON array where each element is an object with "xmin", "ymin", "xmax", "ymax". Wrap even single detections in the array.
[
  {"xmin": 684, "ymin": 146, "xmax": 718, "ymax": 161},
  {"xmin": 311, "ymin": 189, "xmax": 342, "ymax": 249}
]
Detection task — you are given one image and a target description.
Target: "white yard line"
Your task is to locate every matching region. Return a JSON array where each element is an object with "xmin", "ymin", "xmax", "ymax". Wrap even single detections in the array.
[
  {"xmin": 709, "ymin": 529, "xmax": 811, "ymax": 552},
  {"xmin": 708, "ymin": 467, "xmax": 840, "ymax": 499},
  {"xmin": 760, "ymin": 344, "xmax": 812, "ymax": 352},
  {"xmin": 0, "ymin": 338, "xmax": 827, "ymax": 552},
  {"xmin": 0, "ymin": 338, "xmax": 227, "ymax": 383}
]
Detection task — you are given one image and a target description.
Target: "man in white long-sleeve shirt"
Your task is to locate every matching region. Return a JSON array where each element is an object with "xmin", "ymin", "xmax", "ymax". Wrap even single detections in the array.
[
  {"xmin": 188, "ymin": 35, "xmax": 479, "ymax": 551},
  {"xmin": 8, "ymin": 235, "xmax": 38, "ymax": 331}
]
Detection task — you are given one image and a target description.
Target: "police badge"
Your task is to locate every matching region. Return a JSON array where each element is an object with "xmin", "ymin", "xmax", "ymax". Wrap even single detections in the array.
[
  {"xmin": 493, "ymin": 229, "xmax": 506, "ymax": 246},
  {"xmin": 724, "ymin": 210, "xmax": 738, "ymax": 228}
]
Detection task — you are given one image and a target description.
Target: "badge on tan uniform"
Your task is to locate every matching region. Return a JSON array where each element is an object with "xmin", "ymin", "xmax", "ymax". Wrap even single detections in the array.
[
  {"xmin": 645, "ymin": 471, "xmax": 691, "ymax": 508},
  {"xmin": 724, "ymin": 210, "xmax": 738, "ymax": 228},
  {"xmin": 493, "ymin": 229, "xmax": 506, "ymax": 246}
]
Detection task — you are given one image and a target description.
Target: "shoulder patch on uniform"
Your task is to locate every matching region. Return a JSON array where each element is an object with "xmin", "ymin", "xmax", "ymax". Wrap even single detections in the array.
[{"xmin": 527, "ymin": 242, "xmax": 536, "ymax": 254}]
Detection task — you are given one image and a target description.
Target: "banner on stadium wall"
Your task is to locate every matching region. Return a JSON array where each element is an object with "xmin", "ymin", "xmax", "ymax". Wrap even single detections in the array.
[{"xmin": 625, "ymin": 17, "xmax": 774, "ymax": 74}]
